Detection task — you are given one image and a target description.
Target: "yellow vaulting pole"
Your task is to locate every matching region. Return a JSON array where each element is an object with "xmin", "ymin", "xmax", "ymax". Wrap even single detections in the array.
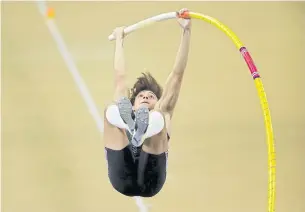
[{"xmin": 184, "ymin": 11, "xmax": 276, "ymax": 212}]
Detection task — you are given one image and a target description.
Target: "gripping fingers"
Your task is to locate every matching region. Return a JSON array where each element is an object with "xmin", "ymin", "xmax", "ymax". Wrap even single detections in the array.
[{"xmin": 176, "ymin": 8, "xmax": 190, "ymax": 19}]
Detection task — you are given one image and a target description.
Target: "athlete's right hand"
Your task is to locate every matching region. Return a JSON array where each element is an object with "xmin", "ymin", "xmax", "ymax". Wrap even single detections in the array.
[
  {"xmin": 177, "ymin": 8, "xmax": 191, "ymax": 30},
  {"xmin": 112, "ymin": 27, "xmax": 125, "ymax": 40}
]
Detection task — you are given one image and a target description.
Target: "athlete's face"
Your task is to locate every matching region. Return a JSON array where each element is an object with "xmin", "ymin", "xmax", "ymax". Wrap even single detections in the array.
[{"xmin": 133, "ymin": 90, "xmax": 158, "ymax": 111}]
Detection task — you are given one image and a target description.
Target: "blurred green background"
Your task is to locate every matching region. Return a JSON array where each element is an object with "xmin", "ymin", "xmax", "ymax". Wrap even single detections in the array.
[{"xmin": 2, "ymin": 2, "xmax": 305, "ymax": 212}]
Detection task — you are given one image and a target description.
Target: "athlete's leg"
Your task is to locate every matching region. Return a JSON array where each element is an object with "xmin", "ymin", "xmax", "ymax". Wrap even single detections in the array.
[
  {"xmin": 104, "ymin": 103, "xmax": 130, "ymax": 150},
  {"xmin": 104, "ymin": 104, "xmax": 139, "ymax": 196},
  {"xmin": 132, "ymin": 108, "xmax": 166, "ymax": 150},
  {"xmin": 142, "ymin": 110, "xmax": 168, "ymax": 154},
  {"xmin": 137, "ymin": 110, "xmax": 169, "ymax": 197},
  {"xmin": 116, "ymin": 98, "xmax": 165, "ymax": 148},
  {"xmin": 137, "ymin": 149, "xmax": 168, "ymax": 197},
  {"xmin": 106, "ymin": 102, "xmax": 168, "ymax": 197}
]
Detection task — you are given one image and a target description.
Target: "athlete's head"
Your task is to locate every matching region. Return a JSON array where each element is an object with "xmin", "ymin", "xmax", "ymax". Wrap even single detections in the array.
[{"xmin": 129, "ymin": 72, "xmax": 163, "ymax": 111}]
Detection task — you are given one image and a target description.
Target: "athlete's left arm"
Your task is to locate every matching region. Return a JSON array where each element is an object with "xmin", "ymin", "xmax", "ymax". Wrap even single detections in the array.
[
  {"xmin": 155, "ymin": 14, "xmax": 191, "ymax": 118},
  {"xmin": 113, "ymin": 27, "xmax": 128, "ymax": 101}
]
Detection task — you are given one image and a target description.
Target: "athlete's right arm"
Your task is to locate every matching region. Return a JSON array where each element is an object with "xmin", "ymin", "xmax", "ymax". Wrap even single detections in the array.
[
  {"xmin": 154, "ymin": 9, "xmax": 191, "ymax": 118},
  {"xmin": 113, "ymin": 27, "xmax": 128, "ymax": 101}
]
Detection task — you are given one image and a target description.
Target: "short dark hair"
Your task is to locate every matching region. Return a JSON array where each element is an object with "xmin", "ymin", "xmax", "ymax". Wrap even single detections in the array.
[{"xmin": 129, "ymin": 72, "xmax": 163, "ymax": 105}]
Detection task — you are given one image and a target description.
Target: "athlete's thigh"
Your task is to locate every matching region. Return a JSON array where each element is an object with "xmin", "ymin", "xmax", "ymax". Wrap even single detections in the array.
[
  {"xmin": 137, "ymin": 150, "xmax": 168, "ymax": 197},
  {"xmin": 141, "ymin": 118, "xmax": 169, "ymax": 154},
  {"xmin": 103, "ymin": 105, "xmax": 129, "ymax": 150},
  {"xmin": 105, "ymin": 146, "xmax": 139, "ymax": 197}
]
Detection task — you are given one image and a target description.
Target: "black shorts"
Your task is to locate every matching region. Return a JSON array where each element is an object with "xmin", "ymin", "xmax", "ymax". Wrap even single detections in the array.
[{"xmin": 104, "ymin": 145, "xmax": 168, "ymax": 197}]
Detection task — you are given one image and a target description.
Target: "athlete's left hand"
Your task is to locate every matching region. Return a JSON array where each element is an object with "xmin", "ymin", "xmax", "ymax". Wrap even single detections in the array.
[
  {"xmin": 177, "ymin": 8, "xmax": 191, "ymax": 30},
  {"xmin": 112, "ymin": 26, "xmax": 126, "ymax": 40}
]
